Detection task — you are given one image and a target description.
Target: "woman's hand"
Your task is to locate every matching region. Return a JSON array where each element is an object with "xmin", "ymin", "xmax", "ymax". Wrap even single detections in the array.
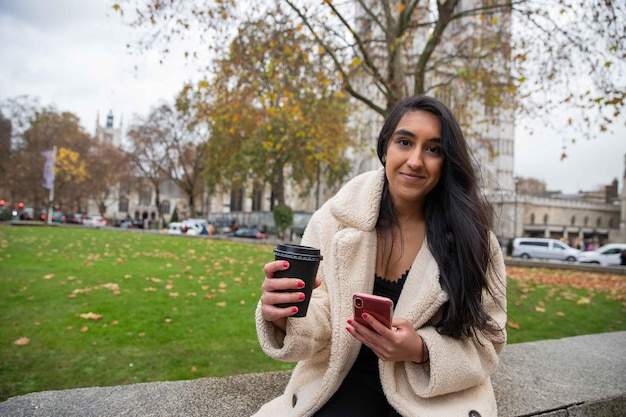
[
  {"xmin": 260, "ymin": 260, "xmax": 320, "ymax": 331},
  {"xmin": 346, "ymin": 316, "xmax": 428, "ymax": 363}
]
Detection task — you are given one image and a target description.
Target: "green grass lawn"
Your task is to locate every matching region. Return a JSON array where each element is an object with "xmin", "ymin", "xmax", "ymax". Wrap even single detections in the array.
[{"xmin": 1, "ymin": 225, "xmax": 624, "ymax": 401}]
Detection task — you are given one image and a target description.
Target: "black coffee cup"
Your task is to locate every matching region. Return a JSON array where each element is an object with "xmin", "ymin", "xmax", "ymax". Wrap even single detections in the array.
[{"xmin": 273, "ymin": 244, "xmax": 323, "ymax": 317}]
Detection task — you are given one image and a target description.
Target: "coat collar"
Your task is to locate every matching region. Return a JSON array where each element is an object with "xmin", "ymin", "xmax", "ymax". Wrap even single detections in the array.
[{"xmin": 329, "ymin": 168, "xmax": 385, "ymax": 231}]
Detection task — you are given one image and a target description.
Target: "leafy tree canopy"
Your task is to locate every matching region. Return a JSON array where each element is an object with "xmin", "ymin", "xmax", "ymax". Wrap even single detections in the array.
[{"xmin": 115, "ymin": 0, "xmax": 625, "ymax": 148}]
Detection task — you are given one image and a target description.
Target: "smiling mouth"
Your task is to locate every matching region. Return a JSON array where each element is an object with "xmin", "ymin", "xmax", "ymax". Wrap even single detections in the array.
[{"xmin": 400, "ymin": 172, "xmax": 425, "ymax": 180}]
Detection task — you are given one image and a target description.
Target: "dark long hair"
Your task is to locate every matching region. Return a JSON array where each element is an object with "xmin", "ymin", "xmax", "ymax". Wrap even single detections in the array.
[{"xmin": 377, "ymin": 95, "xmax": 501, "ymax": 339}]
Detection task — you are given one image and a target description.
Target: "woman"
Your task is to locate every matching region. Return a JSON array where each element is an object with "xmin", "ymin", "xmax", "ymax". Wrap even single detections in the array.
[{"xmin": 255, "ymin": 95, "xmax": 507, "ymax": 417}]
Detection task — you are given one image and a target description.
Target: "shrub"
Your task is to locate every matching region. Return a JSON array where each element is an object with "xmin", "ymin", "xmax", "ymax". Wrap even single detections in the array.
[
  {"xmin": 273, "ymin": 204, "xmax": 293, "ymax": 239},
  {"xmin": 170, "ymin": 206, "xmax": 179, "ymax": 223}
]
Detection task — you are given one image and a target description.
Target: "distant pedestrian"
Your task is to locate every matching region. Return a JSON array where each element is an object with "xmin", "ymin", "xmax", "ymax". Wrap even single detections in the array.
[{"xmin": 621, "ymin": 249, "xmax": 626, "ymax": 266}]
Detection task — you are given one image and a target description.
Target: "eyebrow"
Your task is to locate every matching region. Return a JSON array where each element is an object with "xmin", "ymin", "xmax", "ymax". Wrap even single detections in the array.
[{"xmin": 392, "ymin": 129, "xmax": 442, "ymax": 143}]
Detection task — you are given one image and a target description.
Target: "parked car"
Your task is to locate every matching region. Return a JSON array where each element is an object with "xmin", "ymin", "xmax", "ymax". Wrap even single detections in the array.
[
  {"xmin": 50, "ymin": 210, "xmax": 67, "ymax": 223},
  {"xmin": 226, "ymin": 228, "xmax": 267, "ymax": 239},
  {"xmin": 119, "ymin": 219, "xmax": 134, "ymax": 228},
  {"xmin": 83, "ymin": 216, "xmax": 108, "ymax": 228},
  {"xmin": 67, "ymin": 213, "xmax": 86, "ymax": 224},
  {"xmin": 181, "ymin": 220, "xmax": 206, "ymax": 236},
  {"xmin": 210, "ymin": 219, "xmax": 232, "ymax": 234},
  {"xmin": 578, "ymin": 243, "xmax": 626, "ymax": 266},
  {"xmin": 166, "ymin": 222, "xmax": 184, "ymax": 235},
  {"xmin": 511, "ymin": 237, "xmax": 579, "ymax": 262}
]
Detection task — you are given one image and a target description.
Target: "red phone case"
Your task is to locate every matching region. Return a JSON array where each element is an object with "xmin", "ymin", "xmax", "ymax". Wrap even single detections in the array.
[{"xmin": 353, "ymin": 293, "xmax": 393, "ymax": 330}]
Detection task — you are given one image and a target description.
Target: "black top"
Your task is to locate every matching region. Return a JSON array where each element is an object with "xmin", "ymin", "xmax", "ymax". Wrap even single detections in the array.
[
  {"xmin": 350, "ymin": 270, "xmax": 409, "ymax": 378},
  {"xmin": 315, "ymin": 272, "xmax": 410, "ymax": 416},
  {"xmin": 373, "ymin": 269, "xmax": 409, "ymax": 306}
]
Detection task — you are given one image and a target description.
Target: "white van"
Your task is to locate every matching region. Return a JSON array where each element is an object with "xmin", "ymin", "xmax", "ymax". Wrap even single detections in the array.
[{"xmin": 511, "ymin": 237, "xmax": 580, "ymax": 262}]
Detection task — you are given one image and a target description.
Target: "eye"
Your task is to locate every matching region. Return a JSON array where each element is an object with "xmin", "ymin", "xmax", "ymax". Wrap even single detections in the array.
[
  {"xmin": 425, "ymin": 145, "xmax": 442, "ymax": 155},
  {"xmin": 397, "ymin": 138, "xmax": 411, "ymax": 147}
]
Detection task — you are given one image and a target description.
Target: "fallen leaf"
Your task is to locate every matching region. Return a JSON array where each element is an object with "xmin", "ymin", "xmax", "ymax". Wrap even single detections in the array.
[
  {"xmin": 80, "ymin": 326, "xmax": 89, "ymax": 332},
  {"xmin": 43, "ymin": 274, "xmax": 55, "ymax": 280},
  {"xmin": 507, "ymin": 320, "xmax": 520, "ymax": 329},
  {"xmin": 13, "ymin": 337, "xmax": 30, "ymax": 346},
  {"xmin": 576, "ymin": 297, "xmax": 591, "ymax": 305},
  {"xmin": 216, "ymin": 301, "xmax": 227, "ymax": 307},
  {"xmin": 556, "ymin": 312, "xmax": 565, "ymax": 317},
  {"xmin": 79, "ymin": 312, "xmax": 103, "ymax": 320}
]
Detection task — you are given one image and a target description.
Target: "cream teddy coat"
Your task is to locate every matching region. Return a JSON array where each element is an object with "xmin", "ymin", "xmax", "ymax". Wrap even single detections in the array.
[{"xmin": 254, "ymin": 168, "xmax": 507, "ymax": 417}]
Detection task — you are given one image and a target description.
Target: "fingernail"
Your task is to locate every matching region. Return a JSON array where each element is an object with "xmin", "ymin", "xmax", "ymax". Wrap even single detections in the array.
[
  {"xmin": 298, "ymin": 293, "xmax": 305, "ymax": 300},
  {"xmin": 297, "ymin": 281, "xmax": 305, "ymax": 288},
  {"xmin": 291, "ymin": 307, "xmax": 298, "ymax": 313},
  {"xmin": 282, "ymin": 261, "xmax": 289, "ymax": 268},
  {"xmin": 347, "ymin": 319, "xmax": 352, "ymax": 325},
  {"xmin": 346, "ymin": 327, "xmax": 351, "ymax": 332},
  {"xmin": 362, "ymin": 313, "xmax": 368, "ymax": 319}
]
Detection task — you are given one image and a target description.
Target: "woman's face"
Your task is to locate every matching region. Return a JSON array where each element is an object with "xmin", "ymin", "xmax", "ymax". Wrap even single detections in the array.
[{"xmin": 384, "ymin": 110, "xmax": 444, "ymax": 208}]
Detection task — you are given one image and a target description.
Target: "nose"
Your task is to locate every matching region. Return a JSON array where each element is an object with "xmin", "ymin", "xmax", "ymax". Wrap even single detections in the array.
[{"xmin": 406, "ymin": 148, "xmax": 423, "ymax": 170}]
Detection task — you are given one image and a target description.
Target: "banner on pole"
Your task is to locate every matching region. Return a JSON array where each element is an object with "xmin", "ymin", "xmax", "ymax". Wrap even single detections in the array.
[{"xmin": 42, "ymin": 148, "xmax": 56, "ymax": 190}]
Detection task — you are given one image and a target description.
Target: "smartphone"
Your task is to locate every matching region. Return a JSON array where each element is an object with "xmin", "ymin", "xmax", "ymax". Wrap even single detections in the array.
[{"xmin": 352, "ymin": 293, "xmax": 393, "ymax": 330}]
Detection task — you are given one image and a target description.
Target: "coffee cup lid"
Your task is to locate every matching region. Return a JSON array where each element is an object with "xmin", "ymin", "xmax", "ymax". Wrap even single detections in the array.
[{"xmin": 274, "ymin": 244, "xmax": 322, "ymax": 261}]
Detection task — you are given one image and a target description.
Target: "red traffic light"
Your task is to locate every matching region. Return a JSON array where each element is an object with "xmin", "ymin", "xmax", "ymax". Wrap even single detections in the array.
[
  {"xmin": 18, "ymin": 201, "xmax": 24, "ymax": 208},
  {"xmin": 0, "ymin": 199, "xmax": 5, "ymax": 207}
]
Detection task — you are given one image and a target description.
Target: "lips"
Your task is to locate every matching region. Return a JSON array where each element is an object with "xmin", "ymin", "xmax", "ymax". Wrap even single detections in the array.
[{"xmin": 400, "ymin": 172, "xmax": 425, "ymax": 180}]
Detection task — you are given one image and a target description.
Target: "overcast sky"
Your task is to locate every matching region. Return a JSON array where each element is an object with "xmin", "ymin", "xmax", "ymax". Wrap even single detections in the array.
[{"xmin": 1, "ymin": 0, "xmax": 625, "ymax": 194}]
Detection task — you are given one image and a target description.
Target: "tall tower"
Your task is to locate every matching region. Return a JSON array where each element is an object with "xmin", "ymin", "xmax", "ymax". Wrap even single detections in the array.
[{"xmin": 95, "ymin": 110, "xmax": 123, "ymax": 147}]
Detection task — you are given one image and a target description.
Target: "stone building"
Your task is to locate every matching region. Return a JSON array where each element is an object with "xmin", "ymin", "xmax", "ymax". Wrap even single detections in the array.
[{"xmin": 491, "ymin": 155, "xmax": 625, "ymax": 247}]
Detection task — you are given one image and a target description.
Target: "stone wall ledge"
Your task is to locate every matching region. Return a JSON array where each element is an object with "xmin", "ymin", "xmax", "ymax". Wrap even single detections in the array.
[{"xmin": 1, "ymin": 331, "xmax": 625, "ymax": 417}]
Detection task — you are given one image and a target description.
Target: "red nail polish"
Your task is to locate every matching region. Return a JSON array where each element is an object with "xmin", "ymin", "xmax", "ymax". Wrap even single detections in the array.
[
  {"xmin": 362, "ymin": 313, "xmax": 368, "ymax": 319},
  {"xmin": 298, "ymin": 293, "xmax": 305, "ymax": 300},
  {"xmin": 282, "ymin": 261, "xmax": 289, "ymax": 268},
  {"xmin": 347, "ymin": 319, "xmax": 352, "ymax": 325},
  {"xmin": 297, "ymin": 281, "xmax": 305, "ymax": 288},
  {"xmin": 291, "ymin": 307, "xmax": 298, "ymax": 313},
  {"xmin": 346, "ymin": 327, "xmax": 351, "ymax": 332}
]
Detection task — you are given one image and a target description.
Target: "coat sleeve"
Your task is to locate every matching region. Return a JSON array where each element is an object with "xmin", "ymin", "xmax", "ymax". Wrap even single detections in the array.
[
  {"xmin": 255, "ymin": 210, "xmax": 334, "ymax": 362},
  {"xmin": 401, "ymin": 232, "xmax": 507, "ymax": 398}
]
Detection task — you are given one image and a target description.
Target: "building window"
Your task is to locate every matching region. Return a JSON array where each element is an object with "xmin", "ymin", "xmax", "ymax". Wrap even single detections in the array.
[
  {"xmin": 609, "ymin": 218, "xmax": 614, "ymax": 228},
  {"xmin": 596, "ymin": 217, "xmax": 602, "ymax": 227},
  {"xmin": 230, "ymin": 186, "xmax": 244, "ymax": 212},
  {"xmin": 530, "ymin": 213, "xmax": 535, "ymax": 225},
  {"xmin": 139, "ymin": 188, "xmax": 152, "ymax": 206},
  {"xmin": 543, "ymin": 214, "xmax": 549, "ymax": 225},
  {"xmin": 584, "ymin": 216, "xmax": 589, "ymax": 226},
  {"xmin": 160, "ymin": 200, "xmax": 171, "ymax": 215},
  {"xmin": 252, "ymin": 186, "xmax": 263, "ymax": 211},
  {"xmin": 118, "ymin": 198, "xmax": 129, "ymax": 213},
  {"xmin": 570, "ymin": 215, "xmax": 576, "ymax": 226}
]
